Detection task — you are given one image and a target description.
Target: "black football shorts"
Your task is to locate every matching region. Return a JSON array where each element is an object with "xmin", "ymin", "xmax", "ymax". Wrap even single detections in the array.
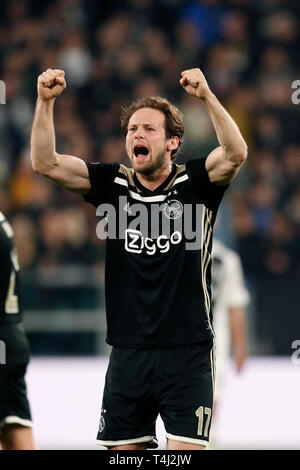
[
  {"xmin": 97, "ymin": 339, "xmax": 215, "ymax": 448},
  {"xmin": 0, "ymin": 323, "xmax": 33, "ymax": 433}
]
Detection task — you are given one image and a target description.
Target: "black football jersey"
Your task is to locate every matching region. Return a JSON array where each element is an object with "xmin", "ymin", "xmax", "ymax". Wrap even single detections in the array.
[
  {"xmin": 83, "ymin": 157, "xmax": 228, "ymax": 348},
  {"xmin": 0, "ymin": 212, "xmax": 22, "ymax": 324}
]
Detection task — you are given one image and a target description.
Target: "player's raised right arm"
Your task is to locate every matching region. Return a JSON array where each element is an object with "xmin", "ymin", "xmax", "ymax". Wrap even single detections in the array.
[{"xmin": 31, "ymin": 69, "xmax": 91, "ymax": 194}]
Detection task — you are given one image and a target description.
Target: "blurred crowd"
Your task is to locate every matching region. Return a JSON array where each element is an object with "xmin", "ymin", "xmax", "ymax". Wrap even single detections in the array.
[{"xmin": 0, "ymin": 0, "xmax": 300, "ymax": 354}]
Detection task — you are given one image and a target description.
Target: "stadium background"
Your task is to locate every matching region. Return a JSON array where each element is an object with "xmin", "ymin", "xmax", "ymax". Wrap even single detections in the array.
[{"xmin": 0, "ymin": 0, "xmax": 299, "ymax": 449}]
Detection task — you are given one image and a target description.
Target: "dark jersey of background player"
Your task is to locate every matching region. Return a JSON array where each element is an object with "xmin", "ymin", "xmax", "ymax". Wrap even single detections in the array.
[
  {"xmin": 0, "ymin": 212, "xmax": 22, "ymax": 325},
  {"xmin": 0, "ymin": 211, "xmax": 34, "ymax": 450},
  {"xmin": 84, "ymin": 156, "xmax": 228, "ymax": 348}
]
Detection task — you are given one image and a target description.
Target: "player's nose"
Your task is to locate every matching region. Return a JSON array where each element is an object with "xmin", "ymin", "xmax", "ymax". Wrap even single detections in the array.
[{"xmin": 134, "ymin": 126, "xmax": 146, "ymax": 139}]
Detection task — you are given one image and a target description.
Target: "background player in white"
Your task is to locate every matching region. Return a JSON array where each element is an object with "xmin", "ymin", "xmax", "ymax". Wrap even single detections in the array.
[{"xmin": 210, "ymin": 238, "xmax": 249, "ymax": 448}]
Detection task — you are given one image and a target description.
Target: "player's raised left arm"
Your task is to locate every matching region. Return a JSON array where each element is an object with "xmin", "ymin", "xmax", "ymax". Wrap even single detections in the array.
[{"xmin": 180, "ymin": 68, "xmax": 248, "ymax": 186}]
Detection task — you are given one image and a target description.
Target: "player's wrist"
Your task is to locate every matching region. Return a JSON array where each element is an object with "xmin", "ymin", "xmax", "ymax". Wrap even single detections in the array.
[
  {"xmin": 36, "ymin": 96, "xmax": 56, "ymax": 110},
  {"xmin": 37, "ymin": 95, "xmax": 56, "ymax": 103},
  {"xmin": 198, "ymin": 88, "xmax": 214, "ymax": 102}
]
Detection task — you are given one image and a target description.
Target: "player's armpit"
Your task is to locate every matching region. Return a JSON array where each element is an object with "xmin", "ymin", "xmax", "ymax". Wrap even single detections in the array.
[
  {"xmin": 205, "ymin": 146, "xmax": 246, "ymax": 186},
  {"xmin": 38, "ymin": 153, "xmax": 91, "ymax": 194}
]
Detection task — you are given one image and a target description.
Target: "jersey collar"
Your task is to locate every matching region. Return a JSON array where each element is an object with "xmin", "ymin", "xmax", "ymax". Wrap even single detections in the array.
[{"xmin": 133, "ymin": 164, "xmax": 176, "ymax": 194}]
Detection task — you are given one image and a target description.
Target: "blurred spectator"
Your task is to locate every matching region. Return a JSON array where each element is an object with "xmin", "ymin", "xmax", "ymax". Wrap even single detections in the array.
[
  {"xmin": 179, "ymin": 0, "xmax": 228, "ymax": 46},
  {"xmin": 0, "ymin": 0, "xmax": 299, "ymax": 355},
  {"xmin": 58, "ymin": 29, "xmax": 92, "ymax": 88}
]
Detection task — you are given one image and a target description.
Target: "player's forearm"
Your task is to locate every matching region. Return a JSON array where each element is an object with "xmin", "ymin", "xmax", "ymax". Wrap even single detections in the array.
[
  {"xmin": 202, "ymin": 92, "xmax": 247, "ymax": 165},
  {"xmin": 30, "ymin": 98, "xmax": 59, "ymax": 174},
  {"xmin": 229, "ymin": 307, "xmax": 248, "ymax": 361}
]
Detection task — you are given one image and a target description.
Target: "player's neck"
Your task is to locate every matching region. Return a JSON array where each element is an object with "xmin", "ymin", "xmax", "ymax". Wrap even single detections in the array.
[{"xmin": 135, "ymin": 163, "xmax": 172, "ymax": 191}]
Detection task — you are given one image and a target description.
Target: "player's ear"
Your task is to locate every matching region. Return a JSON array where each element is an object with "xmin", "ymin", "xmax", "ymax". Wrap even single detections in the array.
[{"xmin": 167, "ymin": 136, "xmax": 179, "ymax": 152}]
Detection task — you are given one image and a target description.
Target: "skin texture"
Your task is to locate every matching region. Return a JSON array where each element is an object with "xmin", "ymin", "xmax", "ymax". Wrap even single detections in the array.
[
  {"xmin": 108, "ymin": 441, "xmax": 205, "ymax": 451},
  {"xmin": 0, "ymin": 424, "xmax": 36, "ymax": 450},
  {"xmin": 109, "ymin": 444, "xmax": 147, "ymax": 451},
  {"xmin": 31, "ymin": 67, "xmax": 247, "ymax": 194},
  {"xmin": 38, "ymin": 68, "xmax": 66, "ymax": 100},
  {"xmin": 180, "ymin": 68, "xmax": 247, "ymax": 185},
  {"xmin": 229, "ymin": 306, "xmax": 248, "ymax": 373},
  {"xmin": 125, "ymin": 107, "xmax": 179, "ymax": 191}
]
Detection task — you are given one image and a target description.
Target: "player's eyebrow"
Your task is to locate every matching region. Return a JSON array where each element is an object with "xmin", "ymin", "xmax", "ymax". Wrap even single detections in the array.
[{"xmin": 128, "ymin": 123, "xmax": 158, "ymax": 128}]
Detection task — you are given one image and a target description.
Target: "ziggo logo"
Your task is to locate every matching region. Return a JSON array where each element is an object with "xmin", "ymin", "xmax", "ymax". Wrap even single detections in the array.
[{"xmin": 125, "ymin": 229, "xmax": 182, "ymax": 255}]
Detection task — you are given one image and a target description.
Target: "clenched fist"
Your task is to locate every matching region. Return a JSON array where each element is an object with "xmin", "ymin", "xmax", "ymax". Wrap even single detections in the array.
[
  {"xmin": 180, "ymin": 68, "xmax": 211, "ymax": 99},
  {"xmin": 38, "ymin": 69, "xmax": 66, "ymax": 101}
]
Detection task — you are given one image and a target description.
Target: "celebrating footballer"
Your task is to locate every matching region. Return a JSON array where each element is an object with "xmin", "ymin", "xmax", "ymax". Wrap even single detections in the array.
[{"xmin": 30, "ymin": 66, "xmax": 247, "ymax": 450}]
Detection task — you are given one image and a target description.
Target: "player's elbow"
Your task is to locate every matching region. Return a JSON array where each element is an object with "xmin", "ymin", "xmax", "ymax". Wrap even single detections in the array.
[
  {"xmin": 31, "ymin": 159, "xmax": 48, "ymax": 176},
  {"xmin": 31, "ymin": 152, "xmax": 58, "ymax": 176},
  {"xmin": 237, "ymin": 142, "xmax": 248, "ymax": 163},
  {"xmin": 228, "ymin": 143, "xmax": 248, "ymax": 168},
  {"xmin": 237, "ymin": 140, "xmax": 248, "ymax": 161},
  {"xmin": 31, "ymin": 157, "xmax": 42, "ymax": 174}
]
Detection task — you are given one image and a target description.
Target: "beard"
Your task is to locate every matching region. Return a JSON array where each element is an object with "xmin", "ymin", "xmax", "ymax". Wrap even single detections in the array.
[{"xmin": 133, "ymin": 149, "xmax": 168, "ymax": 177}]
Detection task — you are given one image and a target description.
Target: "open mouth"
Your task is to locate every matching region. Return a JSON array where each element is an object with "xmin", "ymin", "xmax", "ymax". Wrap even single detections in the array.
[{"xmin": 133, "ymin": 145, "xmax": 149, "ymax": 160}]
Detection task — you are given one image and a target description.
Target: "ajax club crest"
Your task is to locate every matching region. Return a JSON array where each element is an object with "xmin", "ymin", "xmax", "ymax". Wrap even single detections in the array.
[
  {"xmin": 99, "ymin": 409, "xmax": 106, "ymax": 433},
  {"xmin": 162, "ymin": 199, "xmax": 183, "ymax": 219}
]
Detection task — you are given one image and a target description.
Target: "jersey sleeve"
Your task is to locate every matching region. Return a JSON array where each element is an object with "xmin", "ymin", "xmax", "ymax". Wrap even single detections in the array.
[
  {"xmin": 186, "ymin": 157, "xmax": 229, "ymax": 211},
  {"xmin": 82, "ymin": 162, "xmax": 120, "ymax": 207},
  {"xmin": 225, "ymin": 251, "xmax": 250, "ymax": 308}
]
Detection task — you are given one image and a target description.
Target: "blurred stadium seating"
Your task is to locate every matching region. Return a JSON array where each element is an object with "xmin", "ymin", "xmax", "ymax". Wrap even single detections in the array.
[
  {"xmin": 0, "ymin": 0, "xmax": 299, "ymax": 395},
  {"xmin": 1, "ymin": 0, "xmax": 300, "ymax": 451}
]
